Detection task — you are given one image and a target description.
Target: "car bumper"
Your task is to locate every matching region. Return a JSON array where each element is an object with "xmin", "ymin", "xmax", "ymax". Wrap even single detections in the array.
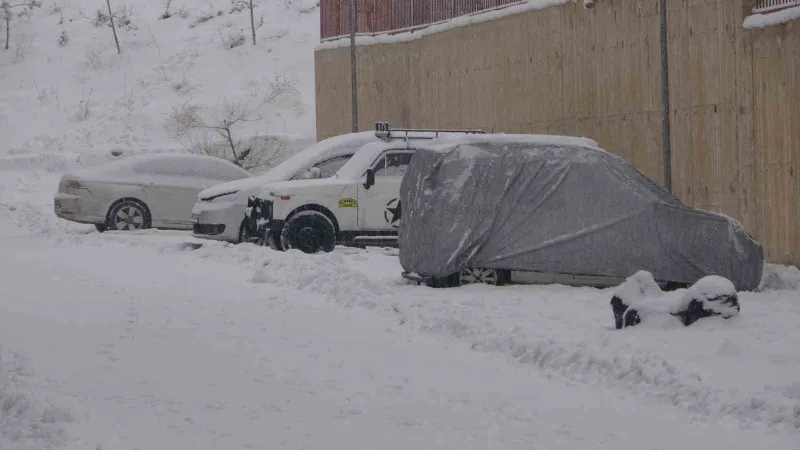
[
  {"xmin": 54, "ymin": 193, "xmax": 106, "ymax": 224},
  {"xmin": 190, "ymin": 200, "xmax": 244, "ymax": 243}
]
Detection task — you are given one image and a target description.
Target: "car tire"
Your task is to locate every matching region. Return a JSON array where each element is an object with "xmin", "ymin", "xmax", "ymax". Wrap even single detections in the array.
[
  {"xmin": 280, "ymin": 212, "xmax": 336, "ymax": 254},
  {"xmin": 95, "ymin": 223, "xmax": 107, "ymax": 233},
  {"xmin": 457, "ymin": 268, "xmax": 510, "ymax": 287},
  {"xmin": 107, "ymin": 200, "xmax": 151, "ymax": 231},
  {"xmin": 426, "ymin": 269, "xmax": 510, "ymax": 288}
]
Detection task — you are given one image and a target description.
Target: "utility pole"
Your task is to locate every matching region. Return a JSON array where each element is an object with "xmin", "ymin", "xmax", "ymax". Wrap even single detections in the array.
[
  {"xmin": 349, "ymin": 0, "xmax": 358, "ymax": 133},
  {"xmin": 659, "ymin": 0, "xmax": 672, "ymax": 193}
]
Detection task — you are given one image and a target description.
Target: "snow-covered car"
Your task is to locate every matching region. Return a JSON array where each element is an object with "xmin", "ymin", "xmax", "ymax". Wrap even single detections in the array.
[
  {"xmin": 54, "ymin": 153, "xmax": 251, "ymax": 232},
  {"xmin": 397, "ymin": 134, "xmax": 764, "ymax": 291},
  {"xmin": 245, "ymin": 123, "xmax": 484, "ymax": 252},
  {"xmin": 190, "ymin": 131, "xmax": 381, "ymax": 244}
]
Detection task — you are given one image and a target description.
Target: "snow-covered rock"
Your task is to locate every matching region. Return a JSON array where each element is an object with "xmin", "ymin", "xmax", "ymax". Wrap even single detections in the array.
[
  {"xmin": 673, "ymin": 275, "xmax": 740, "ymax": 326},
  {"xmin": 611, "ymin": 272, "xmax": 741, "ymax": 329},
  {"xmin": 610, "ymin": 270, "xmax": 666, "ymax": 329}
]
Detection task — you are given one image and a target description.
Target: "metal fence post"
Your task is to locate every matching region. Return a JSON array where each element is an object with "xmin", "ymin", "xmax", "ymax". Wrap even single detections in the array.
[
  {"xmin": 350, "ymin": 0, "xmax": 358, "ymax": 133},
  {"xmin": 659, "ymin": 0, "xmax": 672, "ymax": 193}
]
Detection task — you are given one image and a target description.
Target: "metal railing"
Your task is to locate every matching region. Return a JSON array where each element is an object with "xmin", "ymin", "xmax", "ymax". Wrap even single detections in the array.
[
  {"xmin": 320, "ymin": 0, "xmax": 527, "ymax": 41},
  {"xmin": 752, "ymin": 0, "xmax": 799, "ymax": 14}
]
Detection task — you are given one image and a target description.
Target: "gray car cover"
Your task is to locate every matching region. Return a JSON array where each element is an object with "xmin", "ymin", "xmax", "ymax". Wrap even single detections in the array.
[{"xmin": 398, "ymin": 138, "xmax": 764, "ymax": 291}]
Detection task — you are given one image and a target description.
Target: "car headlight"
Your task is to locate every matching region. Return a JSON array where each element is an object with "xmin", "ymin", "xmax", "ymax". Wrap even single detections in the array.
[{"xmin": 202, "ymin": 191, "xmax": 238, "ymax": 202}]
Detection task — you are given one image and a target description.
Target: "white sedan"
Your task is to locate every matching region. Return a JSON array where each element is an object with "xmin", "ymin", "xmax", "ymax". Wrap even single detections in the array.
[{"xmin": 54, "ymin": 153, "xmax": 251, "ymax": 232}]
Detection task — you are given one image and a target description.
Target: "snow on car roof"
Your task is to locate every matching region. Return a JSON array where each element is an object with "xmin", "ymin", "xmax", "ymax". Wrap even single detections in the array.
[
  {"xmin": 99, "ymin": 152, "xmax": 222, "ymax": 167},
  {"xmin": 77, "ymin": 152, "xmax": 247, "ymax": 176},
  {"xmin": 199, "ymin": 132, "xmax": 379, "ymax": 199},
  {"xmin": 332, "ymin": 131, "xmax": 495, "ymax": 180},
  {"xmin": 418, "ymin": 133, "xmax": 602, "ymax": 154}
]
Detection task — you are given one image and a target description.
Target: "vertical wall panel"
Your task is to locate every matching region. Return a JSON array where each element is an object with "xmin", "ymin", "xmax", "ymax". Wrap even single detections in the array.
[{"xmin": 316, "ymin": 0, "xmax": 800, "ymax": 266}]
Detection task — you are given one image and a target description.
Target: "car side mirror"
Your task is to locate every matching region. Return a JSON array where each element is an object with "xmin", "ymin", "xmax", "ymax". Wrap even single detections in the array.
[{"xmin": 364, "ymin": 168, "xmax": 375, "ymax": 189}]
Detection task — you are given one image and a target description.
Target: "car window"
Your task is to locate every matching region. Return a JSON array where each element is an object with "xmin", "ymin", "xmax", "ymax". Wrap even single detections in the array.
[
  {"xmin": 373, "ymin": 151, "xmax": 415, "ymax": 177},
  {"xmin": 206, "ymin": 160, "xmax": 252, "ymax": 181},
  {"xmin": 133, "ymin": 157, "xmax": 248, "ymax": 181},
  {"xmin": 291, "ymin": 154, "xmax": 354, "ymax": 180}
]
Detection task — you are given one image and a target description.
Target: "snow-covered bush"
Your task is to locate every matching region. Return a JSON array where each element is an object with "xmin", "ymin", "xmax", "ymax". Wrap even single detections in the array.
[
  {"xmin": 158, "ymin": 0, "xmax": 172, "ymax": 19},
  {"xmin": 188, "ymin": 10, "xmax": 222, "ymax": 28},
  {"xmin": 74, "ymin": 88, "xmax": 93, "ymax": 121},
  {"xmin": 171, "ymin": 70, "xmax": 193, "ymax": 94},
  {"xmin": 229, "ymin": 0, "xmax": 246, "ymax": 13},
  {"xmin": 90, "ymin": 1, "xmax": 137, "ymax": 54},
  {"xmin": 221, "ymin": 27, "xmax": 245, "ymax": 49},
  {"xmin": 1, "ymin": 0, "xmax": 41, "ymax": 52}
]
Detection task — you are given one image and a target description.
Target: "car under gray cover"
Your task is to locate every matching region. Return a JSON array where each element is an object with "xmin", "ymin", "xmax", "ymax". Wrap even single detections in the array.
[{"xmin": 398, "ymin": 135, "xmax": 764, "ymax": 291}]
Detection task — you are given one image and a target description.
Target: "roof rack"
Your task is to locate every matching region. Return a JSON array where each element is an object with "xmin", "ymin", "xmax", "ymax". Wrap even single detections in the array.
[{"xmin": 374, "ymin": 121, "xmax": 484, "ymax": 142}]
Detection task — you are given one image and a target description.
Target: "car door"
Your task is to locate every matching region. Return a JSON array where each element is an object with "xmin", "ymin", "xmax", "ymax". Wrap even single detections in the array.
[
  {"xmin": 356, "ymin": 149, "xmax": 414, "ymax": 231},
  {"xmin": 139, "ymin": 158, "xmax": 241, "ymax": 226}
]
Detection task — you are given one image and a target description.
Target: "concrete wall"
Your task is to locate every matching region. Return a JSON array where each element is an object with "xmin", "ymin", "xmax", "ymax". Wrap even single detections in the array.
[{"xmin": 315, "ymin": 0, "xmax": 800, "ymax": 266}]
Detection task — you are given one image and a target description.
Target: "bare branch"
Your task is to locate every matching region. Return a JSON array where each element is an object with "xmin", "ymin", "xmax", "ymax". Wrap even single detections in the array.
[{"xmin": 166, "ymin": 99, "xmax": 285, "ymax": 171}]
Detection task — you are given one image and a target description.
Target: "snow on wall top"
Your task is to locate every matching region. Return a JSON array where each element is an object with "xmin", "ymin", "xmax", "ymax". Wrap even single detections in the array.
[
  {"xmin": 316, "ymin": 0, "xmax": 571, "ymax": 50},
  {"xmin": 743, "ymin": 5, "xmax": 800, "ymax": 28}
]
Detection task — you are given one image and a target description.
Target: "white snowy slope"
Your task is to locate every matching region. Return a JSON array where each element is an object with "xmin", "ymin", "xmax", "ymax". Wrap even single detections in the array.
[{"xmin": 0, "ymin": 0, "xmax": 319, "ymax": 157}]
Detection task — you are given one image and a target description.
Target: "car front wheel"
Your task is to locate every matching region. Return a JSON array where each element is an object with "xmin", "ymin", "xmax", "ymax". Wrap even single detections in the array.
[{"xmin": 280, "ymin": 212, "xmax": 336, "ymax": 254}]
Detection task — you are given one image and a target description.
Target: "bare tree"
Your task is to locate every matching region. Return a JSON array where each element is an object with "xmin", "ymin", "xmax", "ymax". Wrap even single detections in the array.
[
  {"xmin": 230, "ymin": 0, "xmax": 255, "ymax": 45},
  {"xmin": 167, "ymin": 100, "xmax": 285, "ymax": 171},
  {"xmin": 248, "ymin": 0, "xmax": 254, "ymax": 44},
  {"xmin": 1, "ymin": 0, "xmax": 40, "ymax": 51},
  {"xmin": 89, "ymin": 0, "xmax": 136, "ymax": 54}
]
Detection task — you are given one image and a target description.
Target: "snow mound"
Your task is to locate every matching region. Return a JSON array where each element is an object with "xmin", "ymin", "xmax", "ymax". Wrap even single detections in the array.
[
  {"xmin": 0, "ymin": 347, "xmax": 76, "ymax": 450},
  {"xmin": 758, "ymin": 264, "xmax": 800, "ymax": 291},
  {"xmin": 251, "ymin": 249, "xmax": 391, "ymax": 307},
  {"xmin": 613, "ymin": 270, "xmax": 664, "ymax": 306},
  {"xmin": 392, "ymin": 285, "xmax": 800, "ymax": 431}
]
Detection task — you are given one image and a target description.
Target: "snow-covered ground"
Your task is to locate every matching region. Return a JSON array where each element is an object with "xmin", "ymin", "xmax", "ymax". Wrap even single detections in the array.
[
  {"xmin": 2, "ymin": 0, "xmax": 800, "ymax": 448},
  {"xmin": 2, "ymin": 150, "xmax": 800, "ymax": 449}
]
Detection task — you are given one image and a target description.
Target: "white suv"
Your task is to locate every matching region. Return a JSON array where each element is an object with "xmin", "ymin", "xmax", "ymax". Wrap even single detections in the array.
[
  {"xmin": 190, "ymin": 132, "xmax": 380, "ymax": 244},
  {"xmin": 247, "ymin": 123, "xmax": 483, "ymax": 252}
]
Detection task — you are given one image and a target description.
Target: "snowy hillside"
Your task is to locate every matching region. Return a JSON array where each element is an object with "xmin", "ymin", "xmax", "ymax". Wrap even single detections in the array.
[{"xmin": 0, "ymin": 0, "xmax": 319, "ymax": 158}]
